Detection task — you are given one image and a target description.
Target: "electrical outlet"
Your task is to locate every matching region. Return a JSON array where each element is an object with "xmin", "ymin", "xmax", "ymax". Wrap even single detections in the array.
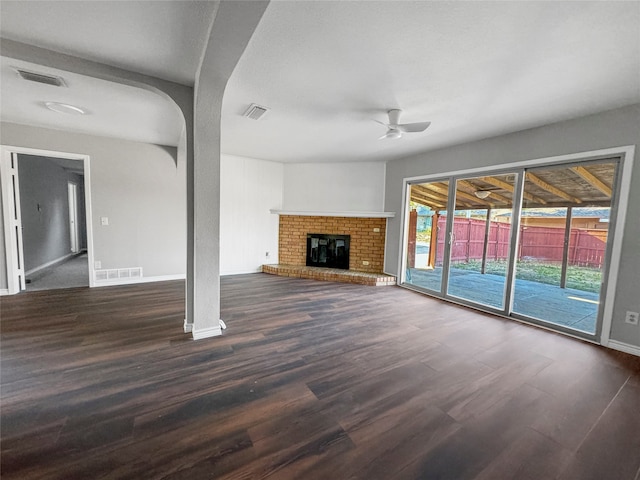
[
  {"xmin": 362, "ymin": 261, "xmax": 369, "ymax": 266},
  {"xmin": 95, "ymin": 260, "xmax": 102, "ymax": 269},
  {"xmin": 373, "ymin": 227, "xmax": 380, "ymax": 233},
  {"xmin": 625, "ymin": 311, "xmax": 639, "ymax": 325}
]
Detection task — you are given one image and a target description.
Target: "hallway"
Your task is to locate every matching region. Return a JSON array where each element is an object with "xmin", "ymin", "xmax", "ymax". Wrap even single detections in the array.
[{"xmin": 26, "ymin": 253, "xmax": 89, "ymax": 291}]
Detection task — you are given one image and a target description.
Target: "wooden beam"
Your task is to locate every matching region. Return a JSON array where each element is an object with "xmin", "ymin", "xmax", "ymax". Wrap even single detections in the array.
[
  {"xmin": 418, "ymin": 183, "xmax": 473, "ymax": 208},
  {"xmin": 526, "ymin": 172, "xmax": 582, "ymax": 204},
  {"xmin": 410, "ymin": 193, "xmax": 445, "ymax": 210},
  {"xmin": 422, "ymin": 182, "xmax": 450, "ymax": 196},
  {"xmin": 426, "ymin": 182, "xmax": 484, "ymax": 207},
  {"xmin": 412, "ymin": 184, "xmax": 449, "ymax": 203},
  {"xmin": 571, "ymin": 166, "xmax": 612, "ymax": 197},
  {"xmin": 480, "ymin": 176, "xmax": 547, "ymax": 205}
]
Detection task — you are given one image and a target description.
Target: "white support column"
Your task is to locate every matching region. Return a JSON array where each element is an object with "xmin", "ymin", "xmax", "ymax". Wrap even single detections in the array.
[{"xmin": 188, "ymin": 0, "xmax": 269, "ymax": 340}]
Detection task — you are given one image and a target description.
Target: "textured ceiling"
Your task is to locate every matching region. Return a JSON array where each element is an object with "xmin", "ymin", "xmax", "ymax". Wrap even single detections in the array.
[
  {"xmin": 222, "ymin": 1, "xmax": 640, "ymax": 162},
  {"xmin": 0, "ymin": 0, "xmax": 216, "ymax": 85},
  {"xmin": 1, "ymin": 57, "xmax": 183, "ymax": 147},
  {"xmin": 1, "ymin": 1, "xmax": 639, "ymax": 160}
]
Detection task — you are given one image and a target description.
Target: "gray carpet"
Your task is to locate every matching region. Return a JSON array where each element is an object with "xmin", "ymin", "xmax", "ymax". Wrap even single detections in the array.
[{"xmin": 26, "ymin": 253, "xmax": 90, "ymax": 291}]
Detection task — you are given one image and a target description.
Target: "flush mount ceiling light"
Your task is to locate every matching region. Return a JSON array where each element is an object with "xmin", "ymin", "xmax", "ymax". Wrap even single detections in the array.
[
  {"xmin": 44, "ymin": 102, "xmax": 87, "ymax": 115},
  {"xmin": 474, "ymin": 190, "xmax": 491, "ymax": 199}
]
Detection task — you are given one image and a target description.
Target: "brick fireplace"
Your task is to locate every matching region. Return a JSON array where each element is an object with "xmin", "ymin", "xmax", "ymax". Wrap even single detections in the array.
[{"xmin": 277, "ymin": 215, "xmax": 387, "ymax": 273}]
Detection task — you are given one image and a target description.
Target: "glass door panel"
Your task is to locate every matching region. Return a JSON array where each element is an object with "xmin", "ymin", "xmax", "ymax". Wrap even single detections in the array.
[
  {"xmin": 404, "ymin": 181, "xmax": 450, "ymax": 293},
  {"xmin": 512, "ymin": 160, "xmax": 617, "ymax": 334},
  {"xmin": 446, "ymin": 174, "xmax": 516, "ymax": 309}
]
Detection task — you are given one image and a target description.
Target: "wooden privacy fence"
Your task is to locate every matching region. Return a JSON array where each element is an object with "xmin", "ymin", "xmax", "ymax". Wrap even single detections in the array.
[{"xmin": 432, "ymin": 217, "xmax": 607, "ymax": 268}]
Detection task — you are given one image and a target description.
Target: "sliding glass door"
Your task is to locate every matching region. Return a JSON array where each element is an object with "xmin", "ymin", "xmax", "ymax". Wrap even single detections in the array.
[
  {"xmin": 405, "ymin": 180, "xmax": 450, "ymax": 294},
  {"xmin": 511, "ymin": 160, "xmax": 618, "ymax": 335},
  {"xmin": 446, "ymin": 174, "xmax": 517, "ymax": 310},
  {"xmin": 402, "ymin": 157, "xmax": 620, "ymax": 340}
]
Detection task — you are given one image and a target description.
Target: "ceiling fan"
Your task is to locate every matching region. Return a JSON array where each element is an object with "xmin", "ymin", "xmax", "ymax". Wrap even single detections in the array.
[{"xmin": 376, "ymin": 109, "xmax": 431, "ymax": 140}]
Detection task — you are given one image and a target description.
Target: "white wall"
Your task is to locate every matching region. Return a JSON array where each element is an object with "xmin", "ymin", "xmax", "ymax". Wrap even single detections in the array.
[
  {"xmin": 283, "ymin": 162, "xmax": 386, "ymax": 212},
  {"xmin": 220, "ymin": 154, "xmax": 283, "ymax": 275},
  {"xmin": 1, "ymin": 122, "xmax": 186, "ymax": 281},
  {"xmin": 384, "ymin": 104, "xmax": 640, "ymax": 349}
]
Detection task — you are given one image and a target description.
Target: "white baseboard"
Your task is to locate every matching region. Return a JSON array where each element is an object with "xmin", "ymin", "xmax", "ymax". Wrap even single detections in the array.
[
  {"xmin": 607, "ymin": 340, "xmax": 640, "ymax": 357},
  {"xmin": 183, "ymin": 319, "xmax": 193, "ymax": 333},
  {"xmin": 192, "ymin": 324, "xmax": 222, "ymax": 340},
  {"xmin": 221, "ymin": 268, "xmax": 263, "ymax": 276},
  {"xmin": 0, "ymin": 288, "xmax": 9, "ymax": 296},
  {"xmin": 26, "ymin": 252, "xmax": 76, "ymax": 276},
  {"xmin": 93, "ymin": 274, "xmax": 186, "ymax": 287}
]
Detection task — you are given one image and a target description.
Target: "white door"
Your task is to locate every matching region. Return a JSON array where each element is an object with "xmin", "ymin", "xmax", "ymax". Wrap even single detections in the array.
[
  {"xmin": 68, "ymin": 182, "xmax": 79, "ymax": 253},
  {"xmin": 1, "ymin": 152, "xmax": 26, "ymax": 292}
]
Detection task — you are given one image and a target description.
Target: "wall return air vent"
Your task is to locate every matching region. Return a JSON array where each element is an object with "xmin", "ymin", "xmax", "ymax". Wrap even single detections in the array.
[
  {"xmin": 242, "ymin": 103, "xmax": 269, "ymax": 120},
  {"xmin": 15, "ymin": 69, "xmax": 67, "ymax": 87},
  {"xmin": 95, "ymin": 267, "xmax": 143, "ymax": 283}
]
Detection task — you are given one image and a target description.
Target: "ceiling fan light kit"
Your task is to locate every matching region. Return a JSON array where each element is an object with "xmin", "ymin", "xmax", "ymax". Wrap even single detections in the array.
[
  {"xmin": 474, "ymin": 190, "xmax": 492, "ymax": 199},
  {"xmin": 44, "ymin": 101, "xmax": 87, "ymax": 115},
  {"xmin": 377, "ymin": 109, "xmax": 431, "ymax": 140}
]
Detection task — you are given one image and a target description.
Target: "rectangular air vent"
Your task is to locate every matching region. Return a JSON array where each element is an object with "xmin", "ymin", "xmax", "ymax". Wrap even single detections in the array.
[
  {"xmin": 15, "ymin": 69, "xmax": 67, "ymax": 87},
  {"xmin": 95, "ymin": 267, "xmax": 143, "ymax": 283},
  {"xmin": 243, "ymin": 103, "xmax": 269, "ymax": 121}
]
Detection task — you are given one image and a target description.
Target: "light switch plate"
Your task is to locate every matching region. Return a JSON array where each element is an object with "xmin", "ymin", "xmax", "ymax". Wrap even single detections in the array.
[{"xmin": 101, "ymin": 216, "xmax": 109, "ymax": 226}]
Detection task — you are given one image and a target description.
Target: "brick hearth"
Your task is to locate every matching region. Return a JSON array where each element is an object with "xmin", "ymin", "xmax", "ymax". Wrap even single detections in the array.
[{"xmin": 262, "ymin": 214, "xmax": 395, "ymax": 286}]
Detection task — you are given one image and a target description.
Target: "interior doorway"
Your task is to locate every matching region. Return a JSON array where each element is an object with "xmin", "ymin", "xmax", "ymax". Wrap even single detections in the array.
[{"xmin": 1, "ymin": 146, "xmax": 94, "ymax": 294}]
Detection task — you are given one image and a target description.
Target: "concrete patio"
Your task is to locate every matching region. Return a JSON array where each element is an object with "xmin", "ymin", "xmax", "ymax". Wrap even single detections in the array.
[{"xmin": 406, "ymin": 267, "xmax": 599, "ymax": 334}]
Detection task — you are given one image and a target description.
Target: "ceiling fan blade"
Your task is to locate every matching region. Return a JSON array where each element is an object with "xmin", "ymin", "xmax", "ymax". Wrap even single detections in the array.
[
  {"xmin": 379, "ymin": 129, "xmax": 402, "ymax": 140},
  {"xmin": 397, "ymin": 121, "xmax": 431, "ymax": 133},
  {"xmin": 373, "ymin": 119, "xmax": 389, "ymax": 128}
]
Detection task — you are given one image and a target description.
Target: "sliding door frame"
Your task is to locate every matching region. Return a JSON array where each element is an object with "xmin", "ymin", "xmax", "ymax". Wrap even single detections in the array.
[{"xmin": 399, "ymin": 145, "xmax": 635, "ymax": 347}]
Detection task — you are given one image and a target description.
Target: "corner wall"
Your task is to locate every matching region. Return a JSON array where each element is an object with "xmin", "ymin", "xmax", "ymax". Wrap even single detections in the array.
[
  {"xmin": 220, "ymin": 154, "xmax": 282, "ymax": 274},
  {"xmin": 283, "ymin": 162, "xmax": 386, "ymax": 212},
  {"xmin": 384, "ymin": 104, "xmax": 640, "ymax": 349}
]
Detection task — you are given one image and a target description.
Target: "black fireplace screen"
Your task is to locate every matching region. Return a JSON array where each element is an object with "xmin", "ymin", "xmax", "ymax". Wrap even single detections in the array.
[{"xmin": 306, "ymin": 234, "xmax": 350, "ymax": 270}]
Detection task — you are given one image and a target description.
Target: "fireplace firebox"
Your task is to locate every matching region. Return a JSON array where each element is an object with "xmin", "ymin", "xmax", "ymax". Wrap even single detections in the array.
[{"xmin": 306, "ymin": 234, "xmax": 350, "ymax": 270}]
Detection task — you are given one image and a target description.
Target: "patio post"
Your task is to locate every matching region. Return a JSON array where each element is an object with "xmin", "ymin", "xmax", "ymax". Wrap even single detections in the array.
[
  {"xmin": 560, "ymin": 206, "xmax": 573, "ymax": 289},
  {"xmin": 481, "ymin": 207, "xmax": 492, "ymax": 274},
  {"xmin": 429, "ymin": 212, "xmax": 439, "ymax": 268},
  {"xmin": 408, "ymin": 209, "xmax": 417, "ymax": 268}
]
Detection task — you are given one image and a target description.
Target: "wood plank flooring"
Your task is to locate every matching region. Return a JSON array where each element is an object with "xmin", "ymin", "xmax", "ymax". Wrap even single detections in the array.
[{"xmin": 1, "ymin": 273, "xmax": 640, "ymax": 480}]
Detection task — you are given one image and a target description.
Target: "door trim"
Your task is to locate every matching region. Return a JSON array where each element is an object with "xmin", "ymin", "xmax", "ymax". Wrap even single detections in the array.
[{"xmin": 1, "ymin": 145, "xmax": 95, "ymax": 293}]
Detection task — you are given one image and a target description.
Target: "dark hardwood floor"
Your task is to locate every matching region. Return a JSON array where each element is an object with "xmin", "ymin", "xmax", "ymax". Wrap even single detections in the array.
[{"xmin": 2, "ymin": 273, "xmax": 639, "ymax": 480}]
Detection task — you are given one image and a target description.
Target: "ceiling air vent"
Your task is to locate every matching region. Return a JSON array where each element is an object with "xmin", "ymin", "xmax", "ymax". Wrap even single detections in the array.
[
  {"xmin": 242, "ymin": 103, "xmax": 269, "ymax": 121},
  {"xmin": 15, "ymin": 69, "xmax": 67, "ymax": 87}
]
